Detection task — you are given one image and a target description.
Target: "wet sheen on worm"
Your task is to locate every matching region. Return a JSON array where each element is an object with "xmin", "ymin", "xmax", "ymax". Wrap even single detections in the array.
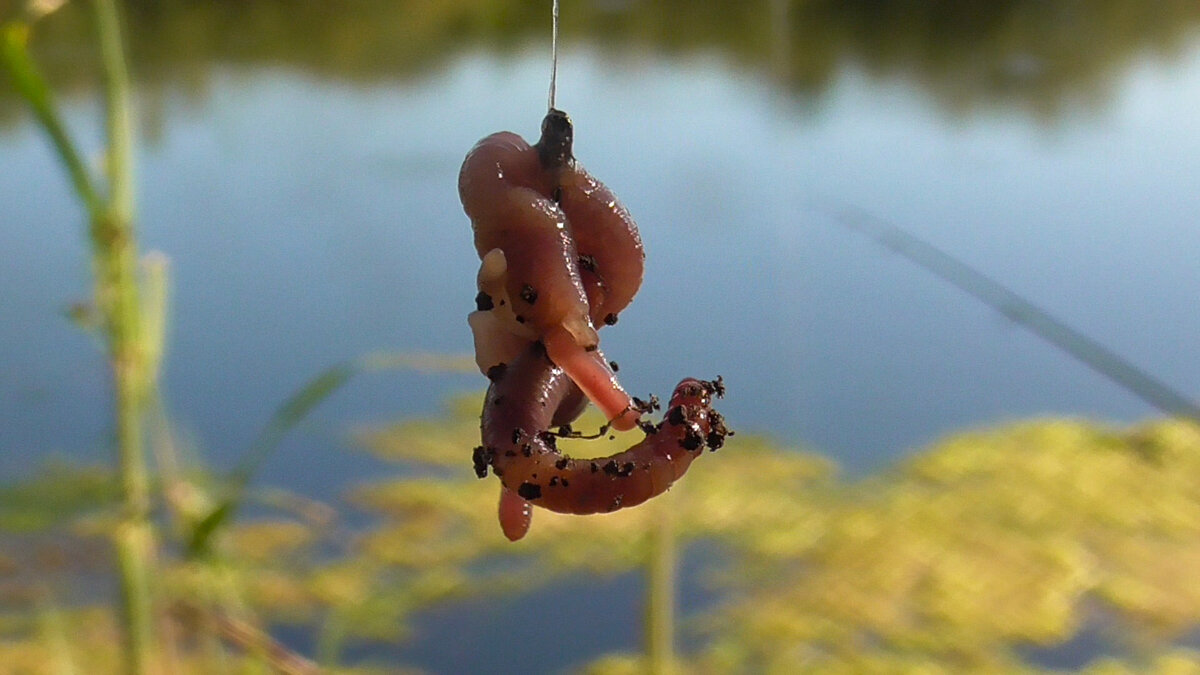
[{"xmin": 460, "ymin": 110, "xmax": 728, "ymax": 540}]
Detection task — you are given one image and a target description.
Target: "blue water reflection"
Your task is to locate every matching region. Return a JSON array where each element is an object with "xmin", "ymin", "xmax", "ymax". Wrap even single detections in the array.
[{"xmin": 3, "ymin": 42, "xmax": 1200, "ymax": 492}]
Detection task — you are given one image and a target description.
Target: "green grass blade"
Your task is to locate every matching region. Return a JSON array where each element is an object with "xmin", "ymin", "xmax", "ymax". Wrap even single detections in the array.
[
  {"xmin": 235, "ymin": 352, "xmax": 474, "ymax": 490},
  {"xmin": 0, "ymin": 22, "xmax": 104, "ymax": 219},
  {"xmin": 188, "ymin": 352, "xmax": 474, "ymax": 556},
  {"xmin": 232, "ymin": 363, "xmax": 354, "ymax": 489}
]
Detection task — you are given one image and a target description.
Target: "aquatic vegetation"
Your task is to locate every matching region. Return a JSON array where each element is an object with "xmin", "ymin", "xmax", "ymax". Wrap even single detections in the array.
[
  {"xmin": 3, "ymin": 392, "xmax": 1199, "ymax": 672},
  {"xmin": 691, "ymin": 419, "xmax": 1200, "ymax": 672},
  {"xmin": 342, "ymin": 400, "xmax": 1200, "ymax": 671}
]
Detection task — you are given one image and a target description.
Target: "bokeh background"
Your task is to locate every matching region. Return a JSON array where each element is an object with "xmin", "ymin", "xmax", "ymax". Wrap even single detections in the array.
[{"xmin": 2, "ymin": 1, "xmax": 1200, "ymax": 672}]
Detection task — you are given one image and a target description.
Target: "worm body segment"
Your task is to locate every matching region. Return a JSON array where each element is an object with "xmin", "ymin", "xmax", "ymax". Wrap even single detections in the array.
[
  {"xmin": 479, "ymin": 345, "xmax": 727, "ymax": 534},
  {"xmin": 461, "ymin": 110, "xmax": 726, "ymax": 540},
  {"xmin": 460, "ymin": 110, "xmax": 641, "ymax": 430}
]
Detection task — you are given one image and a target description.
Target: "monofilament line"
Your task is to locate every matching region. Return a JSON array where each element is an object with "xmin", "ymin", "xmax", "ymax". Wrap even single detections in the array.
[{"xmin": 548, "ymin": 0, "xmax": 560, "ymax": 110}]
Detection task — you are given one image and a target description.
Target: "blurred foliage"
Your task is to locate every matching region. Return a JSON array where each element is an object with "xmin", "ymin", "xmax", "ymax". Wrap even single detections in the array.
[
  {"xmin": 3, "ymin": 0, "xmax": 1200, "ymax": 127},
  {"xmin": 685, "ymin": 419, "xmax": 1200, "ymax": 673},
  {"xmin": 3, "ymin": 399, "xmax": 1200, "ymax": 671},
  {"xmin": 0, "ymin": 461, "xmax": 117, "ymax": 533}
]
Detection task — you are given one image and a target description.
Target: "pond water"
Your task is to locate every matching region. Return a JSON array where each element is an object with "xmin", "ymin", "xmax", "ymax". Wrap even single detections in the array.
[{"xmin": 2, "ymin": 2, "xmax": 1200, "ymax": 670}]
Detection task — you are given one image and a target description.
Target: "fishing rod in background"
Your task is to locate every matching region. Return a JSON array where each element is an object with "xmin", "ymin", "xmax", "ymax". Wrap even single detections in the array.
[{"xmin": 814, "ymin": 200, "xmax": 1200, "ymax": 425}]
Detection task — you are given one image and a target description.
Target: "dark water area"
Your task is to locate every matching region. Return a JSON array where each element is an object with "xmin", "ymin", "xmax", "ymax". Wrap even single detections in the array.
[{"xmin": 3, "ymin": 1, "xmax": 1200, "ymax": 670}]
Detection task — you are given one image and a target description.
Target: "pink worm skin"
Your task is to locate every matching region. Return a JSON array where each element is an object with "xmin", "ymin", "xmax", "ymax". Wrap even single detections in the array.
[
  {"xmin": 459, "ymin": 110, "xmax": 643, "ymax": 431},
  {"xmin": 476, "ymin": 345, "xmax": 728, "ymax": 540},
  {"xmin": 459, "ymin": 131, "xmax": 591, "ymax": 338},
  {"xmin": 462, "ymin": 110, "xmax": 727, "ymax": 540}
]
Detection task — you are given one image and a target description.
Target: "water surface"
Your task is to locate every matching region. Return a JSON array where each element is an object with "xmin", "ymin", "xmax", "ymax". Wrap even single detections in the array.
[
  {"xmin": 2, "ymin": 2, "xmax": 1200, "ymax": 669},
  {"xmin": 5, "ymin": 44, "xmax": 1199, "ymax": 480}
]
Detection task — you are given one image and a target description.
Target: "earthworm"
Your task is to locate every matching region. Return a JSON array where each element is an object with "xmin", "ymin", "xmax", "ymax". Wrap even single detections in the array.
[
  {"xmin": 460, "ymin": 109, "xmax": 643, "ymax": 430},
  {"xmin": 475, "ymin": 344, "xmax": 728, "ymax": 541},
  {"xmin": 461, "ymin": 109, "xmax": 726, "ymax": 540}
]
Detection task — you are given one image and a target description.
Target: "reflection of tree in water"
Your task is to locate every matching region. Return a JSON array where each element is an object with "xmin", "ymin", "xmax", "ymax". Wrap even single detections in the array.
[
  {"xmin": 3, "ymin": 0, "xmax": 1199, "ymax": 124},
  {"xmin": 781, "ymin": 0, "xmax": 1200, "ymax": 118}
]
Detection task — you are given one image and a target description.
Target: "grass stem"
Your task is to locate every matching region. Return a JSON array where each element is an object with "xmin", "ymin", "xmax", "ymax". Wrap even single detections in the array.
[
  {"xmin": 89, "ymin": 1, "xmax": 158, "ymax": 671},
  {"xmin": 0, "ymin": 23, "xmax": 104, "ymax": 218},
  {"xmin": 3, "ymin": 1, "xmax": 159, "ymax": 670}
]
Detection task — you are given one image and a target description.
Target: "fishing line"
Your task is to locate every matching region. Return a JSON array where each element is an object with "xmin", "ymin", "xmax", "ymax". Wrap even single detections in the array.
[
  {"xmin": 549, "ymin": 0, "xmax": 560, "ymax": 110},
  {"xmin": 816, "ymin": 199, "xmax": 1200, "ymax": 423}
]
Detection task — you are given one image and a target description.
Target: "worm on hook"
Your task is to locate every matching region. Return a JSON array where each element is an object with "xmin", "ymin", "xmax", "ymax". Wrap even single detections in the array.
[
  {"xmin": 461, "ymin": 109, "xmax": 727, "ymax": 540},
  {"xmin": 460, "ymin": 110, "xmax": 643, "ymax": 431},
  {"xmin": 476, "ymin": 344, "xmax": 728, "ymax": 541}
]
